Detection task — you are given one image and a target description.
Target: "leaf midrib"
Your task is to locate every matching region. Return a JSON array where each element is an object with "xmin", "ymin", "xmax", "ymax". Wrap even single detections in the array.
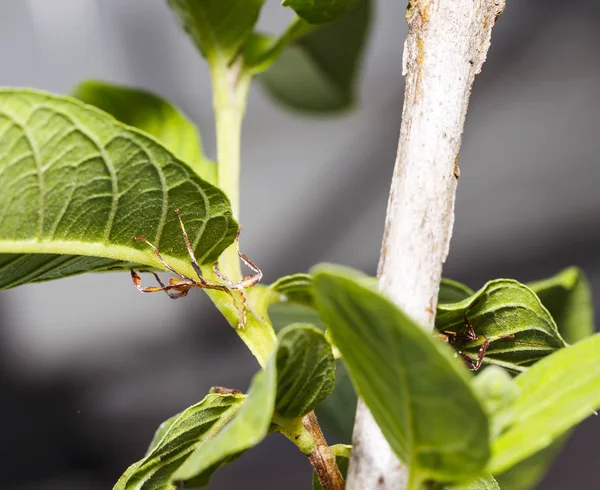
[{"xmin": 0, "ymin": 239, "xmax": 198, "ymax": 280}]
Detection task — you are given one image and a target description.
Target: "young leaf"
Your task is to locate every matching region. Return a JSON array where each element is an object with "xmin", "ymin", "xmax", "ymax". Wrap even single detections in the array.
[
  {"xmin": 488, "ymin": 333, "xmax": 600, "ymax": 475},
  {"xmin": 167, "ymin": 0, "xmax": 264, "ymax": 64},
  {"xmin": 283, "ymin": 0, "xmax": 358, "ymax": 24},
  {"xmin": 270, "ymin": 273, "xmax": 316, "ymax": 306},
  {"xmin": 0, "ymin": 89, "xmax": 237, "ymax": 289},
  {"xmin": 275, "ymin": 324, "xmax": 335, "ymax": 419},
  {"xmin": 436, "ymin": 280, "xmax": 567, "ymax": 372},
  {"xmin": 114, "ymin": 393, "xmax": 244, "ymax": 490},
  {"xmin": 528, "ymin": 267, "xmax": 594, "ymax": 344},
  {"xmin": 260, "ymin": 0, "xmax": 370, "ymax": 112},
  {"xmin": 312, "ymin": 264, "xmax": 490, "ymax": 484},
  {"xmin": 72, "ymin": 80, "xmax": 217, "ymax": 184}
]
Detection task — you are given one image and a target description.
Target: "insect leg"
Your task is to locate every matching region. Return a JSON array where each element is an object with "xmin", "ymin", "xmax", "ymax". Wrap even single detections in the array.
[
  {"xmin": 174, "ymin": 208, "xmax": 210, "ymax": 285},
  {"xmin": 130, "ymin": 269, "xmax": 192, "ymax": 299}
]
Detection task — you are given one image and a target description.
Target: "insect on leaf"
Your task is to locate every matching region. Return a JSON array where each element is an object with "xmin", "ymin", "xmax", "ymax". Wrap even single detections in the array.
[
  {"xmin": 0, "ymin": 89, "xmax": 237, "ymax": 289},
  {"xmin": 436, "ymin": 279, "xmax": 567, "ymax": 373},
  {"xmin": 312, "ymin": 264, "xmax": 490, "ymax": 484}
]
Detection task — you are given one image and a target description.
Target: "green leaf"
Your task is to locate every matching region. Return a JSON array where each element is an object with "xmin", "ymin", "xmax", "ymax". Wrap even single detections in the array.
[
  {"xmin": 445, "ymin": 475, "xmax": 500, "ymax": 490},
  {"xmin": 471, "ymin": 367, "xmax": 520, "ymax": 440},
  {"xmin": 173, "ymin": 358, "xmax": 277, "ymax": 481},
  {"xmin": 72, "ymin": 80, "xmax": 217, "ymax": 184},
  {"xmin": 270, "ymin": 273, "xmax": 316, "ymax": 306},
  {"xmin": 488, "ymin": 332, "xmax": 600, "ymax": 475},
  {"xmin": 493, "ymin": 435, "xmax": 567, "ymax": 490},
  {"xmin": 315, "ymin": 359, "xmax": 356, "ymax": 443},
  {"xmin": 528, "ymin": 267, "xmax": 594, "ymax": 344},
  {"xmin": 114, "ymin": 393, "xmax": 245, "ymax": 490},
  {"xmin": 492, "ymin": 268, "xmax": 593, "ymax": 490},
  {"xmin": 275, "ymin": 324, "xmax": 335, "ymax": 419},
  {"xmin": 167, "ymin": 0, "xmax": 265, "ymax": 63},
  {"xmin": 116, "ymin": 359, "xmax": 276, "ymax": 489},
  {"xmin": 0, "ymin": 89, "xmax": 237, "ymax": 289},
  {"xmin": 439, "ymin": 278, "xmax": 475, "ymax": 304},
  {"xmin": 283, "ymin": 0, "xmax": 358, "ymax": 24},
  {"xmin": 436, "ymin": 280, "xmax": 567, "ymax": 373},
  {"xmin": 312, "ymin": 444, "xmax": 351, "ymax": 490},
  {"xmin": 260, "ymin": 0, "xmax": 370, "ymax": 113},
  {"xmin": 312, "ymin": 264, "xmax": 490, "ymax": 484}
]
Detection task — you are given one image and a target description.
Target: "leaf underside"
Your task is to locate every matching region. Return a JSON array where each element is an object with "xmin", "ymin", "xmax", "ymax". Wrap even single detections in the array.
[
  {"xmin": 312, "ymin": 265, "xmax": 490, "ymax": 483},
  {"xmin": 0, "ymin": 89, "xmax": 237, "ymax": 289}
]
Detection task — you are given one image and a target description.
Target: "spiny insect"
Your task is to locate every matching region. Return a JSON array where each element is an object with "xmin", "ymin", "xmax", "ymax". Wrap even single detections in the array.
[
  {"xmin": 438, "ymin": 313, "xmax": 515, "ymax": 371},
  {"xmin": 130, "ymin": 209, "xmax": 262, "ymax": 329}
]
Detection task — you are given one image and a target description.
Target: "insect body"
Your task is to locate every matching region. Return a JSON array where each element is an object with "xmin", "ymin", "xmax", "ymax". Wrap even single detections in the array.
[
  {"xmin": 130, "ymin": 209, "xmax": 262, "ymax": 329},
  {"xmin": 438, "ymin": 314, "xmax": 514, "ymax": 371}
]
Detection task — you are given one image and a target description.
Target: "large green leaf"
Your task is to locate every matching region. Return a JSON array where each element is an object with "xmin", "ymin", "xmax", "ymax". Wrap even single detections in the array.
[
  {"xmin": 436, "ymin": 280, "xmax": 567, "ymax": 373},
  {"xmin": 72, "ymin": 80, "xmax": 217, "ymax": 184},
  {"xmin": 116, "ymin": 358, "xmax": 276, "ymax": 489},
  {"xmin": 312, "ymin": 264, "xmax": 490, "ymax": 485},
  {"xmin": 114, "ymin": 393, "xmax": 244, "ymax": 490},
  {"xmin": 488, "ymin": 332, "xmax": 600, "ymax": 475},
  {"xmin": 260, "ymin": 0, "xmax": 370, "ymax": 112},
  {"xmin": 275, "ymin": 324, "xmax": 335, "ymax": 419},
  {"xmin": 283, "ymin": 0, "xmax": 358, "ymax": 24},
  {"xmin": 528, "ymin": 266, "xmax": 594, "ymax": 344},
  {"xmin": 438, "ymin": 278, "xmax": 475, "ymax": 304},
  {"xmin": 0, "ymin": 89, "xmax": 237, "ymax": 289},
  {"xmin": 167, "ymin": 0, "xmax": 265, "ymax": 63}
]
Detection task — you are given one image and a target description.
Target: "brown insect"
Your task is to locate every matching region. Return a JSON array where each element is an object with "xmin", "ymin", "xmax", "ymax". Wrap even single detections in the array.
[
  {"xmin": 130, "ymin": 209, "xmax": 262, "ymax": 329},
  {"xmin": 438, "ymin": 314, "xmax": 515, "ymax": 371}
]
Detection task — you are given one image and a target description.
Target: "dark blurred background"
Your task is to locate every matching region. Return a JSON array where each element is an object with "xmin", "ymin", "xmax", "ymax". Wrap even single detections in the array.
[{"xmin": 1, "ymin": 0, "xmax": 599, "ymax": 488}]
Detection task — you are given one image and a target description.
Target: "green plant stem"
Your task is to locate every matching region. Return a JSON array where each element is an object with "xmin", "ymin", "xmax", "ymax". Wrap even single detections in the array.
[{"xmin": 211, "ymin": 55, "xmax": 252, "ymax": 283}]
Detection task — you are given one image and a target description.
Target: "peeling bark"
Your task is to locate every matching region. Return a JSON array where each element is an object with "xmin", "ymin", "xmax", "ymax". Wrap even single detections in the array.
[{"xmin": 346, "ymin": 1, "xmax": 506, "ymax": 489}]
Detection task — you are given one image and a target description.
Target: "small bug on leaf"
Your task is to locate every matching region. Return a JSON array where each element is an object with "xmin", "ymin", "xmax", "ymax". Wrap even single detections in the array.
[{"xmin": 130, "ymin": 209, "xmax": 262, "ymax": 329}]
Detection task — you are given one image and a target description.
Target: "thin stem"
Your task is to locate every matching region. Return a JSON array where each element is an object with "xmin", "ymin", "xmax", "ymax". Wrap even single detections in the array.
[
  {"xmin": 303, "ymin": 412, "xmax": 345, "ymax": 490},
  {"xmin": 275, "ymin": 411, "xmax": 344, "ymax": 490},
  {"xmin": 210, "ymin": 55, "xmax": 252, "ymax": 282}
]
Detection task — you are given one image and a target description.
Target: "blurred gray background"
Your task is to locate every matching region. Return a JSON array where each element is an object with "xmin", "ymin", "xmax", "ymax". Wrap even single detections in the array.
[{"xmin": 1, "ymin": 0, "xmax": 599, "ymax": 488}]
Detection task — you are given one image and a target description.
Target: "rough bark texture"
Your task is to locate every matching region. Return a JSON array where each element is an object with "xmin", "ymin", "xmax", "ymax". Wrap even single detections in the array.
[{"xmin": 346, "ymin": 1, "xmax": 506, "ymax": 489}]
